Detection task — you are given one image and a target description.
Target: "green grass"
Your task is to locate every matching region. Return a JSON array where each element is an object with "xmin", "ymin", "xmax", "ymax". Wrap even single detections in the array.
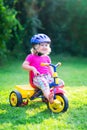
[{"xmin": 0, "ymin": 55, "xmax": 87, "ymax": 130}]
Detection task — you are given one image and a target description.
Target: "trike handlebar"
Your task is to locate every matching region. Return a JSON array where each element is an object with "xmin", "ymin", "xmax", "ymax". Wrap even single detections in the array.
[
  {"xmin": 41, "ymin": 62, "xmax": 61, "ymax": 67},
  {"xmin": 41, "ymin": 62, "xmax": 61, "ymax": 72},
  {"xmin": 55, "ymin": 62, "xmax": 61, "ymax": 67}
]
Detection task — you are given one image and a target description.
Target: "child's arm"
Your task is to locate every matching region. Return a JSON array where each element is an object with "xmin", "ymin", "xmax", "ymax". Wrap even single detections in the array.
[
  {"xmin": 22, "ymin": 61, "xmax": 40, "ymax": 75},
  {"xmin": 49, "ymin": 66, "xmax": 54, "ymax": 76}
]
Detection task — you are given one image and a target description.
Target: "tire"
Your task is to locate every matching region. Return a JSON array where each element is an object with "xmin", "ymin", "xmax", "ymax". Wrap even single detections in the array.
[
  {"xmin": 47, "ymin": 94, "xmax": 69, "ymax": 113},
  {"xmin": 9, "ymin": 90, "xmax": 22, "ymax": 107}
]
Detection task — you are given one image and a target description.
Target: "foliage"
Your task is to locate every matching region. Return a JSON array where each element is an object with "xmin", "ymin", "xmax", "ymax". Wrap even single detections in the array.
[
  {"xmin": 13, "ymin": 0, "xmax": 43, "ymax": 54},
  {"xmin": 38, "ymin": 0, "xmax": 87, "ymax": 56},
  {"xmin": 64, "ymin": 0, "xmax": 87, "ymax": 56},
  {"xmin": 0, "ymin": 0, "xmax": 22, "ymax": 60},
  {"xmin": 0, "ymin": 0, "xmax": 87, "ymax": 61}
]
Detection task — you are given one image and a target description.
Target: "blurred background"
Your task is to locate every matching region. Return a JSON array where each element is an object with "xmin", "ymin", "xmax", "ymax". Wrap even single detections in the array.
[{"xmin": 0, "ymin": 0, "xmax": 87, "ymax": 62}]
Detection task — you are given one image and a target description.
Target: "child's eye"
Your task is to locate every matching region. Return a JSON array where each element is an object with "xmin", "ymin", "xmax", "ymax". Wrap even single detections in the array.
[
  {"xmin": 45, "ymin": 44, "xmax": 49, "ymax": 47},
  {"xmin": 41, "ymin": 44, "xmax": 44, "ymax": 46}
]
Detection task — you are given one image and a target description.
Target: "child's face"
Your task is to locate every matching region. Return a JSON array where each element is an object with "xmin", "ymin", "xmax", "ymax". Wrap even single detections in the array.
[{"xmin": 36, "ymin": 42, "xmax": 50, "ymax": 55}]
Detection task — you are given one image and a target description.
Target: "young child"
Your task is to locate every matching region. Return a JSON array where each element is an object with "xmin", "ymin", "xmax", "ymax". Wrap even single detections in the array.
[{"xmin": 22, "ymin": 33, "xmax": 64, "ymax": 104}]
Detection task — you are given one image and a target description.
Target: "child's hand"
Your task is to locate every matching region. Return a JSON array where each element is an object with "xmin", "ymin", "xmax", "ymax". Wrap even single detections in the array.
[{"xmin": 32, "ymin": 67, "xmax": 40, "ymax": 76}]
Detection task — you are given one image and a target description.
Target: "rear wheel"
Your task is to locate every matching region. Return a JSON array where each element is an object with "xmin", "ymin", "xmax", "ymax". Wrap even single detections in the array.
[
  {"xmin": 48, "ymin": 94, "xmax": 68, "ymax": 113},
  {"xmin": 9, "ymin": 90, "xmax": 22, "ymax": 107}
]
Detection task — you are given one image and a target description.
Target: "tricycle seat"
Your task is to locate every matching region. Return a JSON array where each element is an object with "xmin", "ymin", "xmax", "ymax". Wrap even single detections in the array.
[{"xmin": 15, "ymin": 84, "xmax": 36, "ymax": 98}]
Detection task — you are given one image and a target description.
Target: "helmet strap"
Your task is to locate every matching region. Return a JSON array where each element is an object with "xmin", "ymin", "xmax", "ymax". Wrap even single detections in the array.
[
  {"xmin": 33, "ymin": 46, "xmax": 43, "ymax": 56},
  {"xmin": 37, "ymin": 52, "xmax": 43, "ymax": 56}
]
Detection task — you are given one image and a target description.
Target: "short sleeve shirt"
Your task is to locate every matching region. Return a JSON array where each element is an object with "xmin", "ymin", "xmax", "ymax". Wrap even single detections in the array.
[{"xmin": 25, "ymin": 54, "xmax": 51, "ymax": 80}]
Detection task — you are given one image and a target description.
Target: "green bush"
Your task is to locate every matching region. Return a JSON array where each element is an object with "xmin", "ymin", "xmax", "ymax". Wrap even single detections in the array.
[{"xmin": 0, "ymin": 0, "xmax": 22, "ymax": 60}]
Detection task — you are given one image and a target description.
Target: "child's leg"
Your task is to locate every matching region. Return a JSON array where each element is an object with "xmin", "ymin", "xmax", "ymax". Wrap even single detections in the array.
[
  {"xmin": 33, "ymin": 75, "xmax": 54, "ymax": 103},
  {"xmin": 43, "ymin": 88, "xmax": 54, "ymax": 104}
]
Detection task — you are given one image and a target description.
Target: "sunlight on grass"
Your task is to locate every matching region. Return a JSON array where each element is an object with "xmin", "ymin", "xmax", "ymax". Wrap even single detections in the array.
[
  {"xmin": 0, "ymin": 86, "xmax": 87, "ymax": 130},
  {"xmin": 0, "ymin": 56, "xmax": 87, "ymax": 130}
]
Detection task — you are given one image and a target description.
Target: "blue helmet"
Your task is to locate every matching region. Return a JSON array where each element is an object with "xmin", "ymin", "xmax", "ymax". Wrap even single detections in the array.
[{"xmin": 30, "ymin": 34, "xmax": 51, "ymax": 45}]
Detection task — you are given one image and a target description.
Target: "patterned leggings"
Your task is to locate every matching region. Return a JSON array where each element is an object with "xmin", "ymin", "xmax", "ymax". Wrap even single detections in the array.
[{"xmin": 33, "ymin": 74, "xmax": 64, "ymax": 92}]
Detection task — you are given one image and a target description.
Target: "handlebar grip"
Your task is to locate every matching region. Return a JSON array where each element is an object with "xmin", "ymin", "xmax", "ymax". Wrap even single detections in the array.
[
  {"xmin": 58, "ymin": 62, "xmax": 61, "ymax": 66},
  {"xmin": 40, "ymin": 63, "xmax": 49, "ymax": 66}
]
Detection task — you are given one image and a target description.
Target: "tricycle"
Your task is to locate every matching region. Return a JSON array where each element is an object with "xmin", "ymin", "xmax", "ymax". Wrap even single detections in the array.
[{"xmin": 9, "ymin": 62, "xmax": 69, "ymax": 113}]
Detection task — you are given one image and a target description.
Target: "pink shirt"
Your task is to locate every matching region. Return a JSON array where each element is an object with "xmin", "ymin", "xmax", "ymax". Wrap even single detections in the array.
[{"xmin": 25, "ymin": 54, "xmax": 51, "ymax": 84}]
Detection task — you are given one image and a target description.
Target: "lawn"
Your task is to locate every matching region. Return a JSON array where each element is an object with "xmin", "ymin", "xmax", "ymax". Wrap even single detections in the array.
[{"xmin": 0, "ymin": 55, "xmax": 87, "ymax": 130}]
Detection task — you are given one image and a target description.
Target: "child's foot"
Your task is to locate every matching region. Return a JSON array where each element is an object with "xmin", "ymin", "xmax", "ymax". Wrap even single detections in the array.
[{"xmin": 49, "ymin": 92, "xmax": 54, "ymax": 104}]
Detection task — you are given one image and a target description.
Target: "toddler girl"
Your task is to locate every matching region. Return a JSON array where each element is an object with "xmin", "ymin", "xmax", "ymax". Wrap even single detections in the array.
[{"xmin": 22, "ymin": 34, "xmax": 64, "ymax": 104}]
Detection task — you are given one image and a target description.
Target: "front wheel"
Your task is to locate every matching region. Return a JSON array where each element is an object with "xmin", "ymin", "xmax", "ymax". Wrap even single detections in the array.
[{"xmin": 47, "ymin": 94, "xmax": 69, "ymax": 113}]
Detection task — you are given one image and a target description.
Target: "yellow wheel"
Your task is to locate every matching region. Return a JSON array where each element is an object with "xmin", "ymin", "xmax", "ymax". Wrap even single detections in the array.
[
  {"xmin": 9, "ymin": 90, "xmax": 22, "ymax": 107},
  {"xmin": 48, "ymin": 94, "xmax": 68, "ymax": 113}
]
